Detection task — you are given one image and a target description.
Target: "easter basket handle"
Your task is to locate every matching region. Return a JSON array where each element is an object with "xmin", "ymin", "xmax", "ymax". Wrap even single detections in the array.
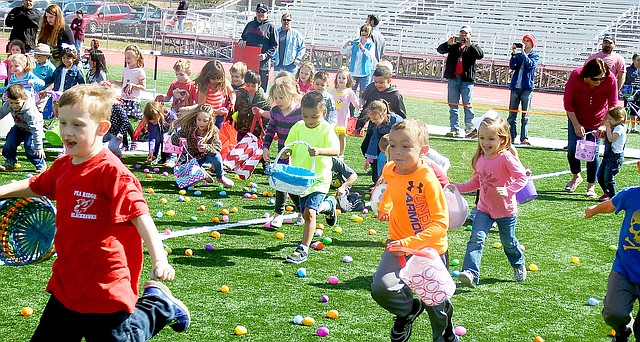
[
  {"xmin": 386, "ymin": 245, "xmax": 437, "ymax": 268},
  {"xmin": 581, "ymin": 130, "xmax": 598, "ymax": 142},
  {"xmin": 272, "ymin": 140, "xmax": 316, "ymax": 171}
]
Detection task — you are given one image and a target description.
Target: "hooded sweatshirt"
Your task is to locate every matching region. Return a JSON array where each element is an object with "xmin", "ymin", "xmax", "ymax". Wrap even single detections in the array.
[
  {"xmin": 356, "ymin": 83, "xmax": 407, "ymax": 129},
  {"xmin": 0, "ymin": 98, "xmax": 44, "ymax": 151},
  {"xmin": 240, "ymin": 17, "xmax": 278, "ymax": 71}
]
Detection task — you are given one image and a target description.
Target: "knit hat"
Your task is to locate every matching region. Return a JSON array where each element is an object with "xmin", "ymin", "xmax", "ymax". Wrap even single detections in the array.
[{"xmin": 522, "ymin": 34, "xmax": 536, "ymax": 47}]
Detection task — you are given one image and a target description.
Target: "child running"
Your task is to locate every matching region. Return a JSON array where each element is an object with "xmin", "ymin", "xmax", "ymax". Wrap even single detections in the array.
[
  {"xmin": 332, "ymin": 67, "xmax": 359, "ymax": 157},
  {"xmin": 597, "ymin": 106, "xmax": 627, "ymax": 202},
  {"xmin": 371, "ymin": 119, "xmax": 458, "ymax": 342},
  {"xmin": 450, "ymin": 116, "xmax": 528, "ymax": 288},
  {"xmin": 0, "ymin": 83, "xmax": 190, "ymax": 339},
  {"xmin": 263, "ymin": 71, "xmax": 303, "ymax": 228},
  {"xmin": 281, "ymin": 91, "xmax": 339, "ymax": 264},
  {"xmin": 295, "ymin": 62, "xmax": 314, "ymax": 93},
  {"xmin": 185, "ymin": 60, "xmax": 235, "ymax": 129},
  {"xmin": 143, "ymin": 101, "xmax": 177, "ymax": 165},
  {"xmin": 171, "ymin": 104, "xmax": 234, "ymax": 188}
]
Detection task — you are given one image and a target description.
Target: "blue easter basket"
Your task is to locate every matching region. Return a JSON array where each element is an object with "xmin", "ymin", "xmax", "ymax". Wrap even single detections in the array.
[
  {"xmin": 267, "ymin": 141, "xmax": 318, "ymax": 196},
  {"xmin": 0, "ymin": 197, "xmax": 57, "ymax": 266}
]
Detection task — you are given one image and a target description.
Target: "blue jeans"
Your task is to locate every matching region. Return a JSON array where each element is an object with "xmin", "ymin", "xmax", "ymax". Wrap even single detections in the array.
[
  {"xmin": 447, "ymin": 78, "xmax": 475, "ymax": 132},
  {"xmin": 461, "ymin": 210, "xmax": 524, "ymax": 284},
  {"xmin": 567, "ymin": 120, "xmax": 600, "ymax": 183},
  {"xmin": 598, "ymin": 152, "xmax": 623, "ymax": 196},
  {"xmin": 30, "ymin": 293, "xmax": 174, "ymax": 341},
  {"xmin": 352, "ymin": 74, "xmax": 372, "ymax": 94},
  {"xmin": 197, "ymin": 153, "xmax": 224, "ymax": 179},
  {"xmin": 177, "ymin": 16, "xmax": 185, "ymax": 32},
  {"xmin": 3, "ymin": 126, "xmax": 45, "ymax": 169},
  {"xmin": 103, "ymin": 133, "xmax": 123, "ymax": 157},
  {"xmin": 508, "ymin": 88, "xmax": 532, "ymax": 142},
  {"xmin": 274, "ymin": 63, "xmax": 297, "ymax": 73}
]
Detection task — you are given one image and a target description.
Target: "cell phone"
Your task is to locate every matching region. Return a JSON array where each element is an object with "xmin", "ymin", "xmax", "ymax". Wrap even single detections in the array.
[
  {"xmin": 455, "ymin": 37, "xmax": 465, "ymax": 43},
  {"xmin": 351, "ymin": 40, "xmax": 359, "ymax": 46},
  {"xmin": 514, "ymin": 43, "xmax": 523, "ymax": 48}
]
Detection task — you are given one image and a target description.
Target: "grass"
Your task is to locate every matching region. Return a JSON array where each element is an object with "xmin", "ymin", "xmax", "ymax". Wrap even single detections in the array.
[{"xmin": 0, "ymin": 68, "xmax": 638, "ymax": 341}]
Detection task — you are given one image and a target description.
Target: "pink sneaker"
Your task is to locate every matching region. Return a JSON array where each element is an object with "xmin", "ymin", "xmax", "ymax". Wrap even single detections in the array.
[{"xmin": 217, "ymin": 175, "xmax": 234, "ymax": 188}]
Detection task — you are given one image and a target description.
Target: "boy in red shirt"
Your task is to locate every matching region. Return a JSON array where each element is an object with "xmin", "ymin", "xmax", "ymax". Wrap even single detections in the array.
[
  {"xmin": 372, "ymin": 119, "xmax": 458, "ymax": 342},
  {"xmin": 0, "ymin": 84, "xmax": 190, "ymax": 340},
  {"xmin": 156, "ymin": 59, "xmax": 198, "ymax": 113}
]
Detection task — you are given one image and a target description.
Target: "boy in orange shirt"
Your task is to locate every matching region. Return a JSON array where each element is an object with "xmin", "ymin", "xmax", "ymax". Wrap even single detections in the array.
[{"xmin": 371, "ymin": 119, "xmax": 458, "ymax": 342}]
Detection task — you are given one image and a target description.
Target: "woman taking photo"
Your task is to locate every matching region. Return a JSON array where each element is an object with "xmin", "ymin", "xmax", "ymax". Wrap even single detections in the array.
[
  {"xmin": 37, "ymin": 4, "xmax": 74, "ymax": 66},
  {"xmin": 563, "ymin": 58, "xmax": 618, "ymax": 198},
  {"xmin": 340, "ymin": 23, "xmax": 376, "ymax": 94}
]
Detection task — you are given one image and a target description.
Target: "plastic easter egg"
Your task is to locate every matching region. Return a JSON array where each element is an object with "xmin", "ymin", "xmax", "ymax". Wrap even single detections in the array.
[
  {"xmin": 211, "ymin": 231, "xmax": 221, "ymax": 238},
  {"xmin": 452, "ymin": 270, "xmax": 461, "ymax": 277},
  {"xmin": 275, "ymin": 269, "xmax": 284, "ymax": 277},
  {"xmin": 454, "ymin": 326, "xmax": 467, "ymax": 336},
  {"xmin": 320, "ymin": 294, "xmax": 329, "ymax": 302},
  {"xmin": 284, "ymin": 218, "xmax": 292, "ymax": 224},
  {"xmin": 194, "ymin": 190, "xmax": 202, "ymax": 196},
  {"xmin": 334, "ymin": 226, "xmax": 343, "ymax": 233},
  {"xmin": 450, "ymin": 259, "xmax": 460, "ymax": 266},
  {"xmin": 177, "ymin": 195, "xmax": 185, "ymax": 202},
  {"xmin": 156, "ymin": 211, "xmax": 163, "ymax": 218},
  {"xmin": 571, "ymin": 257, "xmax": 580, "ymax": 264},
  {"xmin": 368, "ymin": 229, "xmax": 377, "ymax": 235},
  {"xmin": 335, "ymin": 209, "xmax": 342, "ymax": 215},
  {"xmin": 302, "ymin": 316, "xmax": 315, "ymax": 326},
  {"xmin": 263, "ymin": 212, "xmax": 271, "ymax": 218},
  {"xmin": 21, "ymin": 307, "xmax": 33, "ymax": 316},
  {"xmin": 328, "ymin": 276, "xmax": 339, "ymax": 285},
  {"xmin": 198, "ymin": 205, "xmax": 206, "ymax": 211},
  {"xmin": 145, "ymin": 174, "xmax": 152, "ymax": 178},
  {"xmin": 160, "ymin": 198, "xmax": 168, "ymax": 204},
  {"xmin": 533, "ymin": 337, "xmax": 544, "ymax": 342},
  {"xmin": 322, "ymin": 237, "xmax": 333, "ymax": 245},
  {"xmin": 234, "ymin": 325, "xmax": 247, "ymax": 335},
  {"xmin": 147, "ymin": 188, "xmax": 154, "ymax": 194},
  {"xmin": 465, "ymin": 225, "xmax": 473, "ymax": 231},
  {"xmin": 492, "ymin": 242, "xmax": 502, "ymax": 248},
  {"xmin": 24, "ymin": 173, "xmax": 33, "ymax": 179},
  {"xmin": 135, "ymin": 164, "xmax": 141, "ymax": 169},
  {"xmin": 296, "ymin": 267, "xmax": 307, "ymax": 277},
  {"xmin": 220, "ymin": 285, "xmax": 230, "ymax": 293},
  {"xmin": 587, "ymin": 297, "xmax": 599, "ymax": 306},
  {"xmin": 221, "ymin": 209, "xmax": 229, "ymax": 215},
  {"xmin": 609, "ymin": 245, "xmax": 618, "ymax": 251},
  {"xmin": 143, "ymin": 168, "xmax": 150, "ymax": 173},
  {"xmin": 163, "ymin": 229, "xmax": 171, "ymax": 235},
  {"xmin": 342, "ymin": 255, "xmax": 353, "ymax": 263},
  {"xmin": 187, "ymin": 186, "xmax": 194, "ymax": 191},
  {"xmin": 316, "ymin": 327, "xmax": 329, "ymax": 337},
  {"xmin": 362, "ymin": 208, "xmax": 369, "ymax": 214},
  {"xmin": 364, "ymin": 194, "xmax": 370, "ymax": 200},
  {"xmin": 190, "ymin": 216, "xmax": 197, "ymax": 221},
  {"xmin": 310, "ymin": 241, "xmax": 320, "ymax": 249},
  {"xmin": 162, "ymin": 171, "xmax": 169, "ymax": 177},
  {"xmin": 212, "ymin": 217, "xmax": 220, "ymax": 223},
  {"xmin": 352, "ymin": 215, "xmax": 363, "ymax": 223},
  {"xmin": 183, "ymin": 196, "xmax": 191, "ymax": 203},
  {"xmin": 327, "ymin": 309, "xmax": 339, "ymax": 319},
  {"xmin": 222, "ymin": 215, "xmax": 229, "ymax": 222},
  {"xmin": 285, "ymin": 205, "xmax": 294, "ymax": 212},
  {"xmin": 250, "ymin": 194, "xmax": 258, "ymax": 199},
  {"xmin": 231, "ymin": 207, "xmax": 238, "ymax": 213},
  {"xmin": 293, "ymin": 315, "xmax": 304, "ymax": 325},
  {"xmin": 314, "ymin": 229, "xmax": 323, "ymax": 238},
  {"xmin": 243, "ymin": 193, "xmax": 251, "ymax": 198},
  {"xmin": 233, "ymin": 174, "xmax": 240, "ymax": 180},
  {"xmin": 205, "ymin": 244, "xmax": 214, "ymax": 251},
  {"xmin": 184, "ymin": 249, "xmax": 193, "ymax": 256},
  {"xmin": 268, "ymin": 198, "xmax": 276, "ymax": 205},
  {"xmin": 275, "ymin": 232, "xmax": 285, "ymax": 239},
  {"xmin": 152, "ymin": 167, "xmax": 160, "ymax": 172},
  {"xmin": 179, "ymin": 190, "xmax": 187, "ymax": 195},
  {"xmin": 528, "ymin": 264, "xmax": 539, "ymax": 271},
  {"xmin": 264, "ymin": 222, "xmax": 271, "ymax": 228},
  {"xmin": 317, "ymin": 223, "xmax": 325, "ymax": 230},
  {"xmin": 218, "ymin": 190, "xmax": 227, "ymax": 197},
  {"xmin": 214, "ymin": 201, "xmax": 224, "ymax": 207},
  {"xmin": 370, "ymin": 182, "xmax": 387, "ymax": 212},
  {"xmin": 314, "ymin": 242, "xmax": 325, "ymax": 250},
  {"xmin": 164, "ymin": 246, "xmax": 172, "ymax": 254},
  {"xmin": 217, "ymin": 184, "xmax": 224, "ymax": 191}
]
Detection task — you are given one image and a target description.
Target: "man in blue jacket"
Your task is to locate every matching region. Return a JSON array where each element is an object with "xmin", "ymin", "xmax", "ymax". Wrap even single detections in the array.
[
  {"xmin": 273, "ymin": 12, "xmax": 306, "ymax": 73},
  {"xmin": 238, "ymin": 3, "xmax": 278, "ymax": 91},
  {"xmin": 508, "ymin": 34, "xmax": 540, "ymax": 145}
]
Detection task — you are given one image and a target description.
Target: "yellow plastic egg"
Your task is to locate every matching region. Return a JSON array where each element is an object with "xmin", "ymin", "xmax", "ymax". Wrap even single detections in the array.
[
  {"xmin": 571, "ymin": 257, "xmax": 580, "ymax": 264},
  {"xmin": 179, "ymin": 190, "xmax": 186, "ymax": 195},
  {"xmin": 221, "ymin": 209, "xmax": 230, "ymax": 215},
  {"xmin": 159, "ymin": 198, "xmax": 168, "ymax": 204},
  {"xmin": 334, "ymin": 227, "xmax": 343, "ymax": 233},
  {"xmin": 183, "ymin": 196, "xmax": 191, "ymax": 203},
  {"xmin": 327, "ymin": 309, "xmax": 339, "ymax": 319},
  {"xmin": 275, "ymin": 232, "xmax": 285, "ymax": 239},
  {"xmin": 368, "ymin": 229, "xmax": 377, "ymax": 235},
  {"xmin": 211, "ymin": 231, "xmax": 221, "ymax": 238},
  {"xmin": 528, "ymin": 264, "xmax": 539, "ymax": 272},
  {"xmin": 220, "ymin": 285, "xmax": 230, "ymax": 293},
  {"xmin": 147, "ymin": 188, "xmax": 154, "ymax": 194},
  {"xmin": 230, "ymin": 207, "xmax": 238, "ymax": 213},
  {"xmin": 184, "ymin": 249, "xmax": 193, "ymax": 256},
  {"xmin": 234, "ymin": 325, "xmax": 247, "ymax": 335},
  {"xmin": 166, "ymin": 210, "xmax": 176, "ymax": 216},
  {"xmin": 492, "ymin": 242, "xmax": 502, "ymax": 248},
  {"xmin": 302, "ymin": 316, "xmax": 315, "ymax": 326}
]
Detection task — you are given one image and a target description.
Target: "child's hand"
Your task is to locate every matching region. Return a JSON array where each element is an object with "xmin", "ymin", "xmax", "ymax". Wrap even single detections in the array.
[
  {"xmin": 363, "ymin": 158, "xmax": 372, "ymax": 171},
  {"xmin": 116, "ymin": 134, "xmax": 123, "ymax": 140},
  {"xmin": 496, "ymin": 186, "xmax": 508, "ymax": 197},
  {"xmin": 584, "ymin": 205, "xmax": 597, "ymax": 219},
  {"xmin": 377, "ymin": 211, "xmax": 389, "ymax": 221},
  {"xmin": 262, "ymin": 147, "xmax": 270, "ymax": 162},
  {"xmin": 386, "ymin": 240, "xmax": 405, "ymax": 256},
  {"xmin": 257, "ymin": 53, "xmax": 267, "ymax": 61},
  {"xmin": 280, "ymin": 150, "xmax": 291, "ymax": 160},
  {"xmin": 99, "ymin": 81, "xmax": 112, "ymax": 88},
  {"xmin": 336, "ymin": 186, "xmax": 346, "ymax": 197},
  {"xmin": 151, "ymin": 260, "xmax": 175, "ymax": 281},
  {"xmin": 35, "ymin": 149, "xmax": 45, "ymax": 159},
  {"xmin": 308, "ymin": 147, "xmax": 319, "ymax": 156}
]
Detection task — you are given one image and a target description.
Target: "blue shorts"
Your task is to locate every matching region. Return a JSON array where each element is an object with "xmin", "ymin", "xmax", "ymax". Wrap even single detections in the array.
[{"xmin": 299, "ymin": 192, "xmax": 327, "ymax": 212}]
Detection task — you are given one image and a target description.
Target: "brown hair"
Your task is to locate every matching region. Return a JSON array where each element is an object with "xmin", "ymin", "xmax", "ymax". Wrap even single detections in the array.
[
  {"xmin": 607, "ymin": 106, "xmax": 626, "ymax": 124},
  {"xmin": 295, "ymin": 62, "xmax": 315, "ymax": 82},
  {"xmin": 6, "ymin": 84, "xmax": 28, "ymax": 101},
  {"xmin": 194, "ymin": 60, "xmax": 226, "ymax": 92},
  {"xmin": 390, "ymin": 119, "xmax": 429, "ymax": 146},
  {"xmin": 580, "ymin": 58, "xmax": 610, "ymax": 79},
  {"xmin": 230, "ymin": 61, "xmax": 247, "ymax": 76},
  {"xmin": 173, "ymin": 59, "xmax": 192, "ymax": 74},
  {"xmin": 334, "ymin": 67, "xmax": 355, "ymax": 88},
  {"xmin": 57, "ymin": 83, "xmax": 115, "ymax": 122},
  {"xmin": 171, "ymin": 104, "xmax": 218, "ymax": 144},
  {"xmin": 365, "ymin": 100, "xmax": 391, "ymax": 124},
  {"xmin": 143, "ymin": 101, "xmax": 166, "ymax": 127},
  {"xmin": 37, "ymin": 5, "xmax": 65, "ymax": 46}
]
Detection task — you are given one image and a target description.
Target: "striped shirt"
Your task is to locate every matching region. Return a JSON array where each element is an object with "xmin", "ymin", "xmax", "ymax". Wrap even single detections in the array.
[
  {"xmin": 203, "ymin": 85, "xmax": 227, "ymax": 110},
  {"xmin": 263, "ymin": 105, "xmax": 302, "ymax": 150}
]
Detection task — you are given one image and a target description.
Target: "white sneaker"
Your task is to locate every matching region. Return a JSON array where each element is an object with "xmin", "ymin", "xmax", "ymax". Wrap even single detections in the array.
[
  {"xmin": 294, "ymin": 214, "xmax": 305, "ymax": 226},
  {"xmin": 270, "ymin": 215, "xmax": 284, "ymax": 228},
  {"xmin": 217, "ymin": 175, "xmax": 234, "ymax": 188},
  {"xmin": 458, "ymin": 270, "xmax": 477, "ymax": 288},
  {"xmin": 514, "ymin": 265, "xmax": 527, "ymax": 282}
]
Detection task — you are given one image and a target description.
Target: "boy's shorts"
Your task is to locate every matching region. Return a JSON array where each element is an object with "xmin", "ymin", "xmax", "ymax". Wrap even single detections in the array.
[{"xmin": 299, "ymin": 192, "xmax": 327, "ymax": 212}]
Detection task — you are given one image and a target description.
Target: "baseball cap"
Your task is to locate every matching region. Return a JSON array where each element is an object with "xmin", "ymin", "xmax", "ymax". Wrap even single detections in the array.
[
  {"xmin": 460, "ymin": 25, "xmax": 472, "ymax": 34},
  {"xmin": 256, "ymin": 3, "xmax": 269, "ymax": 12},
  {"xmin": 33, "ymin": 43, "xmax": 51, "ymax": 56},
  {"xmin": 602, "ymin": 34, "xmax": 615, "ymax": 43}
]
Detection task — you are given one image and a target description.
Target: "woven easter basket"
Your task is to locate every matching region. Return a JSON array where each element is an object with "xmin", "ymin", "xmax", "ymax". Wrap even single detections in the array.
[{"xmin": 0, "ymin": 197, "xmax": 57, "ymax": 266}]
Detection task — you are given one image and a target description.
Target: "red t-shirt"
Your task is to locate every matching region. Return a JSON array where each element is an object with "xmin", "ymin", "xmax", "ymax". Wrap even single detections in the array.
[
  {"xmin": 167, "ymin": 80, "xmax": 198, "ymax": 110},
  {"xmin": 29, "ymin": 148, "xmax": 149, "ymax": 314}
]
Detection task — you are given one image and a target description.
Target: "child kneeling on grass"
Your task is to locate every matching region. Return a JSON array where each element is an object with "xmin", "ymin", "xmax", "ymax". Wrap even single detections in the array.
[
  {"xmin": 281, "ymin": 91, "xmax": 339, "ymax": 264},
  {"xmin": 0, "ymin": 84, "xmax": 189, "ymax": 340},
  {"xmin": 585, "ymin": 181, "xmax": 640, "ymax": 342},
  {"xmin": 371, "ymin": 119, "xmax": 458, "ymax": 342}
]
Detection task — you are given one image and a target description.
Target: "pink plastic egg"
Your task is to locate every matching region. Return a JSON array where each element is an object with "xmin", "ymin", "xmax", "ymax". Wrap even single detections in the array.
[
  {"xmin": 328, "ymin": 276, "xmax": 339, "ymax": 285},
  {"xmin": 454, "ymin": 326, "xmax": 467, "ymax": 336},
  {"xmin": 316, "ymin": 327, "xmax": 329, "ymax": 337}
]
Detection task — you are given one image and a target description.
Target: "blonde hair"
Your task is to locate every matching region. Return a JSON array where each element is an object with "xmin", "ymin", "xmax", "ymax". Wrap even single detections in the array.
[
  {"xmin": 143, "ymin": 101, "xmax": 166, "ymax": 127},
  {"xmin": 471, "ymin": 117, "xmax": 511, "ymax": 168},
  {"xmin": 57, "ymin": 83, "xmax": 115, "ymax": 122},
  {"xmin": 9, "ymin": 54, "xmax": 35, "ymax": 72},
  {"xmin": 334, "ymin": 67, "xmax": 355, "ymax": 88},
  {"xmin": 268, "ymin": 71, "xmax": 300, "ymax": 106},
  {"xmin": 390, "ymin": 119, "xmax": 429, "ymax": 146},
  {"xmin": 172, "ymin": 104, "xmax": 217, "ymax": 144},
  {"xmin": 360, "ymin": 24, "xmax": 372, "ymax": 37},
  {"xmin": 194, "ymin": 60, "xmax": 226, "ymax": 92},
  {"xmin": 173, "ymin": 59, "xmax": 191, "ymax": 74},
  {"xmin": 295, "ymin": 62, "xmax": 315, "ymax": 83},
  {"xmin": 37, "ymin": 5, "xmax": 65, "ymax": 46},
  {"xmin": 125, "ymin": 45, "xmax": 144, "ymax": 68},
  {"xmin": 230, "ymin": 61, "xmax": 248, "ymax": 76},
  {"xmin": 607, "ymin": 105, "xmax": 626, "ymax": 124}
]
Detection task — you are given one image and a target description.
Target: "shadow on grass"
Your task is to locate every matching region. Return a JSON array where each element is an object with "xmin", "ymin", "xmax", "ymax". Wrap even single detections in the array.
[
  {"xmin": 534, "ymin": 190, "xmax": 602, "ymax": 203},
  {"xmin": 453, "ymin": 277, "xmax": 510, "ymax": 295},
  {"xmin": 309, "ymin": 275, "xmax": 373, "ymax": 291},
  {"xmin": 330, "ymin": 239, "xmax": 386, "ymax": 248},
  {"xmin": 169, "ymin": 243, "xmax": 294, "ymax": 267}
]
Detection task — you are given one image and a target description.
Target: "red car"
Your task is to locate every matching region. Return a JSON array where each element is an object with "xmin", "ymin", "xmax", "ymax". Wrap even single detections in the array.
[{"xmin": 65, "ymin": 2, "xmax": 133, "ymax": 33}]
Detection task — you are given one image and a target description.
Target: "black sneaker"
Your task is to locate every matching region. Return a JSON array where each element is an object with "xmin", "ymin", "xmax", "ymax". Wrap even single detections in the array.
[
  {"xmin": 284, "ymin": 246, "xmax": 308, "ymax": 264},
  {"xmin": 143, "ymin": 281, "xmax": 191, "ymax": 332},
  {"xmin": 324, "ymin": 196, "xmax": 337, "ymax": 226},
  {"xmin": 391, "ymin": 298, "xmax": 425, "ymax": 342}
]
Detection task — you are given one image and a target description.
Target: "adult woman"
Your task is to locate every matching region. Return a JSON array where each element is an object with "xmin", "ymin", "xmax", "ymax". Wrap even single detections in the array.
[
  {"xmin": 563, "ymin": 58, "xmax": 618, "ymax": 198},
  {"xmin": 340, "ymin": 23, "xmax": 376, "ymax": 93},
  {"xmin": 37, "ymin": 4, "xmax": 74, "ymax": 66},
  {"xmin": 623, "ymin": 53, "xmax": 640, "ymax": 133}
]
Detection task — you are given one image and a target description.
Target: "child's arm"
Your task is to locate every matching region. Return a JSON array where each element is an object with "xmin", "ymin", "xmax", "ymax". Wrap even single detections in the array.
[
  {"xmin": 605, "ymin": 121, "xmax": 620, "ymax": 142},
  {"xmin": 262, "ymin": 111, "xmax": 278, "ymax": 162},
  {"xmin": 585, "ymin": 200, "xmax": 616, "ymax": 218},
  {"xmin": 225, "ymin": 80, "xmax": 236, "ymax": 113},
  {"xmin": 308, "ymin": 145, "xmax": 339, "ymax": 157},
  {"xmin": 0, "ymin": 178, "xmax": 38, "ymax": 199},
  {"xmin": 131, "ymin": 214, "xmax": 175, "ymax": 281}
]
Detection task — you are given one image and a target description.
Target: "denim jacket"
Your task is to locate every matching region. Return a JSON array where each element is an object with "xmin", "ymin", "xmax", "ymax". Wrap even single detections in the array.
[
  {"xmin": 366, "ymin": 113, "xmax": 403, "ymax": 159},
  {"xmin": 509, "ymin": 49, "xmax": 540, "ymax": 90},
  {"xmin": 45, "ymin": 64, "xmax": 85, "ymax": 92},
  {"xmin": 273, "ymin": 27, "xmax": 306, "ymax": 67}
]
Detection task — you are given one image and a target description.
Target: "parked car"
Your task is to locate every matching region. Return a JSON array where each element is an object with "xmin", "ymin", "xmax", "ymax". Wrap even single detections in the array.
[
  {"xmin": 56, "ymin": 0, "xmax": 87, "ymax": 16},
  {"xmin": 64, "ymin": 2, "xmax": 133, "ymax": 33},
  {"xmin": 110, "ymin": 8, "xmax": 175, "ymax": 37}
]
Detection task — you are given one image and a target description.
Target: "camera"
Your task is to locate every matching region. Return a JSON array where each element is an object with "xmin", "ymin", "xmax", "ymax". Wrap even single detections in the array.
[
  {"xmin": 455, "ymin": 37, "xmax": 465, "ymax": 43},
  {"xmin": 351, "ymin": 39, "xmax": 359, "ymax": 46},
  {"xmin": 513, "ymin": 43, "xmax": 523, "ymax": 48}
]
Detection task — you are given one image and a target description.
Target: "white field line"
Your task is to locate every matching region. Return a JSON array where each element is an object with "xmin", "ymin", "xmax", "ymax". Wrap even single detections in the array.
[{"xmin": 160, "ymin": 213, "xmax": 298, "ymax": 240}]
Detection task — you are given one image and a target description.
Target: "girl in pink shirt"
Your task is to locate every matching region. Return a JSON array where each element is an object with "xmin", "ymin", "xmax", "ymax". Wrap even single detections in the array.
[{"xmin": 449, "ymin": 116, "xmax": 528, "ymax": 288}]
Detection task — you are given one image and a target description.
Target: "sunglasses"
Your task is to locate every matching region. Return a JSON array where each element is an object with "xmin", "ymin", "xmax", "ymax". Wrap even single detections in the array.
[
  {"xmin": 282, "ymin": 18, "xmax": 291, "ymax": 22},
  {"xmin": 257, "ymin": 10, "xmax": 267, "ymax": 13},
  {"xmin": 590, "ymin": 76, "xmax": 606, "ymax": 82}
]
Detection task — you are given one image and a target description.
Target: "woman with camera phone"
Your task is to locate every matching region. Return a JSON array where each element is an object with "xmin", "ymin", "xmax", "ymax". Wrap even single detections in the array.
[
  {"xmin": 508, "ymin": 34, "xmax": 540, "ymax": 145},
  {"xmin": 341, "ymin": 24, "xmax": 377, "ymax": 94}
]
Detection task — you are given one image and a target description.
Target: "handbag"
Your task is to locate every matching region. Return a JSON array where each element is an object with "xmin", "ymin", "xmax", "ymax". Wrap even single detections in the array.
[
  {"xmin": 173, "ymin": 146, "xmax": 209, "ymax": 188},
  {"xmin": 219, "ymin": 121, "xmax": 238, "ymax": 158},
  {"xmin": 223, "ymin": 132, "xmax": 263, "ymax": 180},
  {"xmin": 162, "ymin": 133, "xmax": 182, "ymax": 154}
]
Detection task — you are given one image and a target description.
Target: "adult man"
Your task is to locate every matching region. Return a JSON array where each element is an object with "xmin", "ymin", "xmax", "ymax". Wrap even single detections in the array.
[
  {"xmin": 586, "ymin": 34, "xmax": 625, "ymax": 92},
  {"xmin": 508, "ymin": 34, "xmax": 540, "ymax": 145},
  {"xmin": 176, "ymin": 0, "xmax": 188, "ymax": 32},
  {"xmin": 238, "ymin": 3, "xmax": 278, "ymax": 91},
  {"xmin": 273, "ymin": 12, "xmax": 306, "ymax": 73},
  {"xmin": 5, "ymin": 0, "xmax": 41, "ymax": 52},
  {"xmin": 367, "ymin": 14, "xmax": 385, "ymax": 62},
  {"xmin": 437, "ymin": 25, "xmax": 484, "ymax": 138}
]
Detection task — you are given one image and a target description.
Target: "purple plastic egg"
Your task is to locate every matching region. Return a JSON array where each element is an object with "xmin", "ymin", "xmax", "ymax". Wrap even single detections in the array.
[
  {"xmin": 205, "ymin": 244, "xmax": 214, "ymax": 251},
  {"xmin": 316, "ymin": 327, "xmax": 329, "ymax": 337},
  {"xmin": 264, "ymin": 222, "xmax": 271, "ymax": 228},
  {"xmin": 285, "ymin": 218, "xmax": 293, "ymax": 224},
  {"xmin": 163, "ymin": 229, "xmax": 171, "ymax": 235},
  {"xmin": 135, "ymin": 164, "xmax": 141, "ymax": 169},
  {"xmin": 153, "ymin": 167, "xmax": 160, "ymax": 172},
  {"xmin": 320, "ymin": 294, "xmax": 329, "ymax": 302},
  {"xmin": 162, "ymin": 171, "xmax": 169, "ymax": 177},
  {"xmin": 243, "ymin": 193, "xmax": 251, "ymax": 198},
  {"xmin": 342, "ymin": 255, "xmax": 353, "ymax": 263},
  {"xmin": 310, "ymin": 241, "xmax": 320, "ymax": 249}
]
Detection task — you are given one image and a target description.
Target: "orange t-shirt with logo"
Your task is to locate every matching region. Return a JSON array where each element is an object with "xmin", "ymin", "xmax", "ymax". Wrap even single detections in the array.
[
  {"xmin": 378, "ymin": 161, "xmax": 449, "ymax": 254},
  {"xmin": 29, "ymin": 148, "xmax": 148, "ymax": 314}
]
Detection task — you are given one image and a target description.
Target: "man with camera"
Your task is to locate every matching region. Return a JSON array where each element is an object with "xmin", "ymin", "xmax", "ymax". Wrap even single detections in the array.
[
  {"xmin": 585, "ymin": 34, "xmax": 625, "ymax": 92},
  {"xmin": 508, "ymin": 34, "xmax": 540, "ymax": 145},
  {"xmin": 437, "ymin": 25, "xmax": 484, "ymax": 138}
]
